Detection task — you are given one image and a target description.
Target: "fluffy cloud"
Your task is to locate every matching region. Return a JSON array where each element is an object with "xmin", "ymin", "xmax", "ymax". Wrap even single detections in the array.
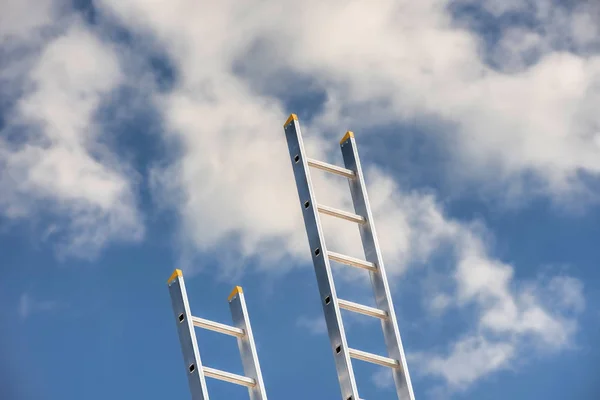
[
  {"xmin": 0, "ymin": 5, "xmax": 143, "ymax": 258},
  {"xmin": 416, "ymin": 335, "xmax": 516, "ymax": 389},
  {"xmin": 91, "ymin": 0, "xmax": 600, "ymax": 270},
  {"xmin": 410, "ymin": 229, "xmax": 584, "ymax": 389},
  {"xmin": 0, "ymin": 0, "xmax": 58, "ymax": 44}
]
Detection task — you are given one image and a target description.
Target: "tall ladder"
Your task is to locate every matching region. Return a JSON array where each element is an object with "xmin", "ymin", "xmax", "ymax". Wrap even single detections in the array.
[
  {"xmin": 282, "ymin": 114, "xmax": 415, "ymax": 400},
  {"xmin": 167, "ymin": 269, "xmax": 268, "ymax": 400}
]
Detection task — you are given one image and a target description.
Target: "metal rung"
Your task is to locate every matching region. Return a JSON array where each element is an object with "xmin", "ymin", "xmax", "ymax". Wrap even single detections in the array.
[
  {"xmin": 348, "ymin": 348, "xmax": 399, "ymax": 369},
  {"xmin": 307, "ymin": 158, "xmax": 355, "ymax": 179},
  {"xmin": 317, "ymin": 204, "xmax": 365, "ymax": 224},
  {"xmin": 338, "ymin": 298, "xmax": 388, "ymax": 319},
  {"xmin": 191, "ymin": 316, "xmax": 245, "ymax": 338},
  {"xmin": 328, "ymin": 251, "xmax": 377, "ymax": 272},
  {"xmin": 203, "ymin": 366, "xmax": 256, "ymax": 387}
]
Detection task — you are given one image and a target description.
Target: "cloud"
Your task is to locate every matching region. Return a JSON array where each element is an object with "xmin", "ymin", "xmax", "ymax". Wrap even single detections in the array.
[
  {"xmin": 410, "ymin": 230, "xmax": 584, "ymax": 389},
  {"xmin": 91, "ymin": 0, "xmax": 600, "ymax": 271},
  {"xmin": 0, "ymin": 0, "xmax": 58, "ymax": 44},
  {"xmin": 546, "ymin": 275, "xmax": 585, "ymax": 313},
  {"xmin": 296, "ymin": 315, "xmax": 327, "ymax": 336},
  {"xmin": 415, "ymin": 335, "xmax": 516, "ymax": 389},
  {"xmin": 18, "ymin": 292, "xmax": 60, "ymax": 320},
  {"xmin": 0, "ymin": 4, "xmax": 144, "ymax": 258}
]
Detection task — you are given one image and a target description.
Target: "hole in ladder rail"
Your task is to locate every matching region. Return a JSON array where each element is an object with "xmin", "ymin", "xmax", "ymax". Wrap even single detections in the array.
[
  {"xmin": 314, "ymin": 248, "xmax": 321, "ymax": 256},
  {"xmin": 335, "ymin": 345, "xmax": 341, "ymax": 354},
  {"xmin": 324, "ymin": 296, "xmax": 331, "ymax": 305},
  {"xmin": 189, "ymin": 363, "xmax": 196, "ymax": 373},
  {"xmin": 304, "ymin": 200, "xmax": 310, "ymax": 208},
  {"xmin": 178, "ymin": 313, "xmax": 184, "ymax": 323},
  {"xmin": 294, "ymin": 154, "xmax": 300, "ymax": 163}
]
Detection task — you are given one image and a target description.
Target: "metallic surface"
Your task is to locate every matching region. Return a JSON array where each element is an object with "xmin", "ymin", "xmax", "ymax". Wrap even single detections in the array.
[
  {"xmin": 341, "ymin": 134, "xmax": 416, "ymax": 400},
  {"xmin": 317, "ymin": 204, "xmax": 365, "ymax": 224},
  {"xmin": 307, "ymin": 158, "xmax": 355, "ymax": 179},
  {"xmin": 348, "ymin": 348, "xmax": 399, "ymax": 369},
  {"xmin": 283, "ymin": 117, "xmax": 360, "ymax": 400},
  {"xmin": 327, "ymin": 251, "xmax": 377, "ymax": 272},
  {"xmin": 168, "ymin": 272, "xmax": 210, "ymax": 400},
  {"xmin": 337, "ymin": 298, "xmax": 388, "ymax": 320},
  {"xmin": 168, "ymin": 270, "xmax": 268, "ymax": 400},
  {"xmin": 191, "ymin": 316, "xmax": 244, "ymax": 338},
  {"xmin": 203, "ymin": 366, "xmax": 255, "ymax": 387},
  {"xmin": 229, "ymin": 288, "xmax": 268, "ymax": 400},
  {"xmin": 283, "ymin": 114, "xmax": 416, "ymax": 400}
]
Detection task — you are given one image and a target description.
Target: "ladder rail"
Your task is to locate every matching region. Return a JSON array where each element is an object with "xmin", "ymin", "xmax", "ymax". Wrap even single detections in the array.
[
  {"xmin": 229, "ymin": 286, "xmax": 269, "ymax": 400},
  {"xmin": 167, "ymin": 270, "xmax": 210, "ymax": 400},
  {"xmin": 340, "ymin": 132, "xmax": 416, "ymax": 400},
  {"xmin": 283, "ymin": 114, "xmax": 361, "ymax": 400}
]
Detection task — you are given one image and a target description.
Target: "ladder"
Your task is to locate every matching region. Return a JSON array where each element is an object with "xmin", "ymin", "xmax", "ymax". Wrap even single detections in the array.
[
  {"xmin": 282, "ymin": 114, "xmax": 416, "ymax": 400},
  {"xmin": 167, "ymin": 269, "xmax": 268, "ymax": 400}
]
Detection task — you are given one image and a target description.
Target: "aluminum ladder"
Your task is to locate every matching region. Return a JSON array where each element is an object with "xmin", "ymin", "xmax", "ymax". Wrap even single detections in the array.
[
  {"xmin": 167, "ymin": 269, "xmax": 268, "ymax": 400},
  {"xmin": 282, "ymin": 114, "xmax": 416, "ymax": 400}
]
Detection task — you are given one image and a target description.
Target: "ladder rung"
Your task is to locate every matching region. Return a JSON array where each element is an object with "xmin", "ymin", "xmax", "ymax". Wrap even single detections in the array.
[
  {"xmin": 317, "ymin": 204, "xmax": 365, "ymax": 224},
  {"xmin": 348, "ymin": 348, "xmax": 399, "ymax": 369},
  {"xmin": 203, "ymin": 366, "xmax": 256, "ymax": 387},
  {"xmin": 191, "ymin": 316, "xmax": 244, "ymax": 338},
  {"xmin": 328, "ymin": 251, "xmax": 377, "ymax": 272},
  {"xmin": 307, "ymin": 158, "xmax": 355, "ymax": 179},
  {"xmin": 338, "ymin": 298, "xmax": 388, "ymax": 319}
]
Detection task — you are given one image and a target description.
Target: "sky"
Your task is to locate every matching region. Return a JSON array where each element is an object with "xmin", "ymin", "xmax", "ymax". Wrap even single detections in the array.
[{"xmin": 0, "ymin": 0, "xmax": 599, "ymax": 399}]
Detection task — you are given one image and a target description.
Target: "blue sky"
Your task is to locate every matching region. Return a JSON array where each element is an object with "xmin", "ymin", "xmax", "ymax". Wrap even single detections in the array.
[{"xmin": 1, "ymin": 0, "xmax": 599, "ymax": 399}]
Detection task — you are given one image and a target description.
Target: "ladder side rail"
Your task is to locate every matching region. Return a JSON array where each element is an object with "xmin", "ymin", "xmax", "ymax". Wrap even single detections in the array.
[
  {"xmin": 228, "ymin": 287, "xmax": 269, "ymax": 400},
  {"xmin": 167, "ymin": 270, "xmax": 210, "ymax": 400},
  {"xmin": 340, "ymin": 133, "xmax": 416, "ymax": 400},
  {"xmin": 283, "ymin": 115, "xmax": 361, "ymax": 400}
]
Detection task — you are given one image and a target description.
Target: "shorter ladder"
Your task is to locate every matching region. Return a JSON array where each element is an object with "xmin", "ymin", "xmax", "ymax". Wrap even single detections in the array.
[{"xmin": 167, "ymin": 269, "xmax": 268, "ymax": 400}]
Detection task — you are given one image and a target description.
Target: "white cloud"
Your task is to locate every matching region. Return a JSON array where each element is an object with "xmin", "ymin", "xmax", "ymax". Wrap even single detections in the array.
[
  {"xmin": 91, "ymin": 0, "xmax": 600, "ymax": 273},
  {"xmin": 296, "ymin": 315, "xmax": 327, "ymax": 336},
  {"xmin": 0, "ymin": 8, "xmax": 144, "ymax": 258},
  {"xmin": 18, "ymin": 292, "xmax": 60, "ymax": 320},
  {"xmin": 428, "ymin": 293, "xmax": 453, "ymax": 314},
  {"xmin": 415, "ymin": 335, "xmax": 516, "ymax": 389},
  {"xmin": 547, "ymin": 275, "xmax": 585, "ymax": 313},
  {"xmin": 372, "ymin": 367, "xmax": 395, "ymax": 390},
  {"xmin": 0, "ymin": 0, "xmax": 59, "ymax": 44},
  {"xmin": 411, "ymin": 231, "xmax": 584, "ymax": 388}
]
